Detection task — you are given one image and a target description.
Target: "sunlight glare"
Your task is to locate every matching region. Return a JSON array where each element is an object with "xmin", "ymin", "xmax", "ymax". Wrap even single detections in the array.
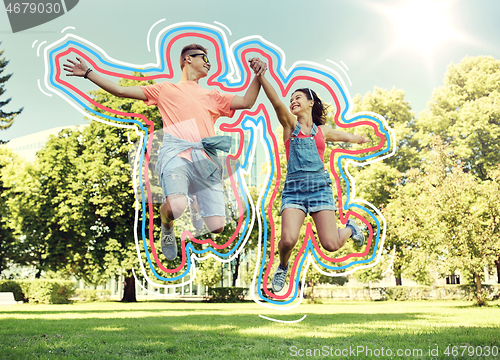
[{"xmin": 375, "ymin": 0, "xmax": 463, "ymax": 62}]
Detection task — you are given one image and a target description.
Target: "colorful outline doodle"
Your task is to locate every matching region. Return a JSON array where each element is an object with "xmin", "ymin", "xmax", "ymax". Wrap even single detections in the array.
[{"xmin": 40, "ymin": 21, "xmax": 395, "ymax": 310}]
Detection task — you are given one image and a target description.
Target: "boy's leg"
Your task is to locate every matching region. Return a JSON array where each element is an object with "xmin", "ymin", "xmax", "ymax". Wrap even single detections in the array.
[
  {"xmin": 160, "ymin": 194, "xmax": 188, "ymax": 227},
  {"xmin": 159, "ymin": 157, "xmax": 191, "ymax": 260},
  {"xmin": 192, "ymin": 169, "xmax": 226, "ymax": 234},
  {"xmin": 203, "ymin": 216, "xmax": 225, "ymax": 233},
  {"xmin": 188, "ymin": 195, "xmax": 204, "ymax": 230}
]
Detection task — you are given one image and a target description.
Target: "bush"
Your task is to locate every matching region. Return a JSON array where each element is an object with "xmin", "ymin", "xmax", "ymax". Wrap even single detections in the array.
[
  {"xmin": 205, "ymin": 287, "xmax": 247, "ymax": 302},
  {"xmin": 74, "ymin": 289, "xmax": 111, "ymax": 302},
  {"xmin": 459, "ymin": 284, "xmax": 500, "ymax": 301},
  {"xmin": 18, "ymin": 280, "xmax": 76, "ymax": 304},
  {"xmin": 383, "ymin": 285, "xmax": 500, "ymax": 302},
  {"xmin": 385, "ymin": 286, "xmax": 432, "ymax": 301},
  {"xmin": 454, "ymin": 284, "xmax": 500, "ymax": 303},
  {"xmin": 0, "ymin": 280, "xmax": 25, "ymax": 302},
  {"xmin": 474, "ymin": 290, "xmax": 489, "ymax": 307}
]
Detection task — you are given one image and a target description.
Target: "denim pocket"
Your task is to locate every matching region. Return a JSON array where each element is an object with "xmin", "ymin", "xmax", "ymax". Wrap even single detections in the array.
[{"xmin": 288, "ymin": 137, "xmax": 323, "ymax": 173}]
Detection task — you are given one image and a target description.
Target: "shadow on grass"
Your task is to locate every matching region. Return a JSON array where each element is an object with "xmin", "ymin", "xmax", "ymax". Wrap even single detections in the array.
[
  {"xmin": 0, "ymin": 299, "xmax": 493, "ymax": 316},
  {"xmin": 0, "ymin": 307, "xmax": 214, "ymax": 315},
  {"xmin": 0, "ymin": 308, "xmax": 422, "ymax": 322},
  {"xmin": 448, "ymin": 303, "xmax": 500, "ymax": 309},
  {"xmin": 1, "ymin": 310, "xmax": 499, "ymax": 360}
]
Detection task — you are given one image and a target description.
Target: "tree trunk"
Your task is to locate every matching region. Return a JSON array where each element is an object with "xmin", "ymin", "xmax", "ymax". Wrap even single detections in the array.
[
  {"xmin": 231, "ymin": 254, "xmax": 240, "ymax": 287},
  {"xmin": 395, "ymin": 265, "xmax": 402, "ymax": 286},
  {"xmin": 121, "ymin": 272, "xmax": 137, "ymax": 302},
  {"xmin": 35, "ymin": 252, "xmax": 43, "ymax": 279},
  {"xmin": 0, "ymin": 252, "xmax": 4, "ymax": 276},
  {"xmin": 475, "ymin": 272, "xmax": 485, "ymax": 306},
  {"xmin": 306, "ymin": 280, "xmax": 315, "ymax": 301},
  {"xmin": 496, "ymin": 257, "xmax": 500, "ymax": 284}
]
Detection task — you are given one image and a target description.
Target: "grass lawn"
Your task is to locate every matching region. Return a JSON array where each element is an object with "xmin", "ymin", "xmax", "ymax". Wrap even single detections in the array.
[{"xmin": 0, "ymin": 300, "xmax": 499, "ymax": 359}]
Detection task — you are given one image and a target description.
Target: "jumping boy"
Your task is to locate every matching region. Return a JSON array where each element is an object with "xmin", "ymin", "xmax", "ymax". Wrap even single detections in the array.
[{"xmin": 64, "ymin": 44, "xmax": 266, "ymax": 260}]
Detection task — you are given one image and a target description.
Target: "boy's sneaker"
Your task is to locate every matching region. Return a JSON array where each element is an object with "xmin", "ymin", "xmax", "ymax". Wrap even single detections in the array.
[
  {"xmin": 161, "ymin": 223, "xmax": 177, "ymax": 260},
  {"xmin": 272, "ymin": 264, "xmax": 289, "ymax": 292},
  {"xmin": 189, "ymin": 198, "xmax": 204, "ymax": 230},
  {"xmin": 347, "ymin": 219, "xmax": 365, "ymax": 247}
]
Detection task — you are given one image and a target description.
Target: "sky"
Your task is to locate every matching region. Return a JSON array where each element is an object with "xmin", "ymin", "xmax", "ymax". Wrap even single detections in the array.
[{"xmin": 1, "ymin": 0, "xmax": 499, "ymax": 141}]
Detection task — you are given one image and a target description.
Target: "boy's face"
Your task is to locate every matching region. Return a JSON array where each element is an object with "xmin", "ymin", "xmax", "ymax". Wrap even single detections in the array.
[{"xmin": 187, "ymin": 51, "xmax": 211, "ymax": 77}]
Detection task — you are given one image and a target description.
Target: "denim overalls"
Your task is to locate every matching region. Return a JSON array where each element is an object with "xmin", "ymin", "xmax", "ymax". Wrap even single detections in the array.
[{"xmin": 281, "ymin": 123, "xmax": 337, "ymax": 214}]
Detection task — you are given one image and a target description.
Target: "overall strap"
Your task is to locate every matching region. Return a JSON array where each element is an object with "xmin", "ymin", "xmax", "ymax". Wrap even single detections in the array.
[
  {"xmin": 291, "ymin": 123, "xmax": 318, "ymax": 137},
  {"xmin": 311, "ymin": 123, "xmax": 318, "ymax": 136},
  {"xmin": 291, "ymin": 122, "xmax": 302, "ymax": 137}
]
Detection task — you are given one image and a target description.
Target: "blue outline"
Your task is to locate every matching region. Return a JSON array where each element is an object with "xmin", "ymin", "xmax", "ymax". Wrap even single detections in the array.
[{"xmin": 47, "ymin": 25, "xmax": 392, "ymax": 300}]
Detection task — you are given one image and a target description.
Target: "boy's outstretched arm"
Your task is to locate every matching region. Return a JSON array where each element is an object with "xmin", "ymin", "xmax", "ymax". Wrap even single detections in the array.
[{"xmin": 64, "ymin": 57, "xmax": 147, "ymax": 101}]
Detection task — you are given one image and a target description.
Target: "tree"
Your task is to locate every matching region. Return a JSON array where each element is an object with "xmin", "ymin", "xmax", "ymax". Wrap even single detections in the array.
[
  {"xmin": 353, "ymin": 255, "xmax": 388, "ymax": 284},
  {"xmin": 78, "ymin": 121, "xmax": 139, "ymax": 297},
  {"xmin": 415, "ymin": 56, "xmax": 500, "ymax": 287},
  {"xmin": 3, "ymin": 74, "xmax": 158, "ymax": 300},
  {"xmin": 0, "ymin": 147, "xmax": 19, "ymax": 275},
  {"xmin": 103, "ymin": 239, "xmax": 140, "ymax": 302},
  {"xmin": 416, "ymin": 56, "xmax": 500, "ymax": 181},
  {"xmin": 429, "ymin": 162, "xmax": 500, "ymax": 304},
  {"xmin": 325, "ymin": 87, "xmax": 419, "ymax": 285},
  {"xmin": 84, "ymin": 74, "xmax": 161, "ymax": 301},
  {"xmin": 382, "ymin": 165, "xmax": 436, "ymax": 286},
  {"xmin": 2, "ymin": 129, "xmax": 86, "ymax": 278},
  {"xmin": 383, "ymin": 138, "xmax": 500, "ymax": 303},
  {"xmin": 350, "ymin": 87, "xmax": 419, "ymax": 209},
  {"xmin": 0, "ymin": 43, "xmax": 23, "ymax": 133},
  {"xmin": 196, "ymin": 257, "xmax": 224, "ymax": 288}
]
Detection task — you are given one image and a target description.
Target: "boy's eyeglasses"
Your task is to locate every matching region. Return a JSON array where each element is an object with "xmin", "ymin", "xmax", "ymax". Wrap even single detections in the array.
[{"xmin": 189, "ymin": 53, "xmax": 210, "ymax": 64}]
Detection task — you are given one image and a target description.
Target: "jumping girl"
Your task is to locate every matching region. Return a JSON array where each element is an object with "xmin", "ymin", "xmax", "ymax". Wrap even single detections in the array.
[{"xmin": 251, "ymin": 63, "xmax": 369, "ymax": 292}]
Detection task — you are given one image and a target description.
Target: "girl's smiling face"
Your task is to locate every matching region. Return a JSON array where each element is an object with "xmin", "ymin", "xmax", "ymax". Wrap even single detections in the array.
[{"xmin": 289, "ymin": 91, "xmax": 313, "ymax": 115}]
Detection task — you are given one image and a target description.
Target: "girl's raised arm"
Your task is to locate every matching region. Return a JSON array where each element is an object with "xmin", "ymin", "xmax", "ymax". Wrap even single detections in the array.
[{"xmin": 249, "ymin": 58, "xmax": 295, "ymax": 137}]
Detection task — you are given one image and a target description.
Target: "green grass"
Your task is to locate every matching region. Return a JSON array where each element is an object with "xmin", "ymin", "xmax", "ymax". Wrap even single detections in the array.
[{"xmin": 1, "ymin": 300, "xmax": 499, "ymax": 359}]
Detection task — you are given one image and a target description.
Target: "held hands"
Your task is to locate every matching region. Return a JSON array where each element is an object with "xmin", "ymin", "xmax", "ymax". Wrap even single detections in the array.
[
  {"xmin": 248, "ymin": 57, "xmax": 267, "ymax": 76},
  {"xmin": 63, "ymin": 57, "xmax": 89, "ymax": 77}
]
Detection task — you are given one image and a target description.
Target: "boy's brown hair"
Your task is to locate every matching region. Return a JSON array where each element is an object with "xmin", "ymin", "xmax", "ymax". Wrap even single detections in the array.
[{"xmin": 180, "ymin": 44, "xmax": 208, "ymax": 70}]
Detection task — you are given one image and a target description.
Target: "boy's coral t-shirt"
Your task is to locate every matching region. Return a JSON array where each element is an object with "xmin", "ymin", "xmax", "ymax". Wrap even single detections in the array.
[{"xmin": 141, "ymin": 81, "xmax": 235, "ymax": 161}]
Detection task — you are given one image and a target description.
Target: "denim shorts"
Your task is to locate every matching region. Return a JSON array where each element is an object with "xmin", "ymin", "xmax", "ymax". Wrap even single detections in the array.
[
  {"xmin": 160, "ymin": 155, "xmax": 225, "ymax": 218},
  {"xmin": 280, "ymin": 170, "xmax": 337, "ymax": 215}
]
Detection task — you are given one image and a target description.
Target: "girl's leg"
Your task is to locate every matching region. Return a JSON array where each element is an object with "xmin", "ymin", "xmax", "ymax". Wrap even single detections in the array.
[
  {"xmin": 279, "ymin": 208, "xmax": 306, "ymax": 267},
  {"xmin": 311, "ymin": 210, "xmax": 352, "ymax": 252}
]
